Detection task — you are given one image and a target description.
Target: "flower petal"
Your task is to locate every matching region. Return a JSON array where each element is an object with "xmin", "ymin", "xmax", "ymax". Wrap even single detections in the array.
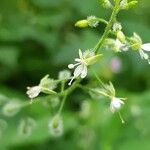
[
  {"xmin": 141, "ymin": 43, "xmax": 150, "ymax": 51},
  {"xmin": 81, "ymin": 65, "xmax": 87, "ymax": 78},
  {"xmin": 73, "ymin": 65, "xmax": 83, "ymax": 77}
]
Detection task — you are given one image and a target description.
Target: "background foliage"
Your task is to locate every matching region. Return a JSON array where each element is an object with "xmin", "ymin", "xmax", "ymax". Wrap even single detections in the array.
[{"xmin": 0, "ymin": 0, "xmax": 150, "ymax": 150}]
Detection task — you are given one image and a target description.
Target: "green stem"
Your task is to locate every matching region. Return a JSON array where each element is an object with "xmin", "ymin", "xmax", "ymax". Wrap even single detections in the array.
[
  {"xmin": 92, "ymin": 69, "xmax": 107, "ymax": 90},
  {"xmin": 94, "ymin": 0, "xmax": 120, "ymax": 54},
  {"xmin": 61, "ymin": 81, "xmax": 65, "ymax": 93},
  {"xmin": 97, "ymin": 18, "xmax": 108, "ymax": 25},
  {"xmin": 58, "ymin": 93, "xmax": 67, "ymax": 115},
  {"xmin": 57, "ymin": 79, "xmax": 81, "ymax": 115}
]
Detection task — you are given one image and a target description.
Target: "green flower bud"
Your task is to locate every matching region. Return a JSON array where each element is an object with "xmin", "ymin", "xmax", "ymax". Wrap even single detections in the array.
[
  {"xmin": 2, "ymin": 100, "xmax": 20, "ymax": 117},
  {"xmin": 113, "ymin": 22, "xmax": 122, "ymax": 32},
  {"xmin": 129, "ymin": 33, "xmax": 142, "ymax": 50},
  {"xmin": 48, "ymin": 115, "xmax": 63, "ymax": 137},
  {"xmin": 18, "ymin": 117, "xmax": 36, "ymax": 137},
  {"xmin": 117, "ymin": 31, "xmax": 126, "ymax": 43},
  {"xmin": 75, "ymin": 20, "xmax": 88, "ymax": 28},
  {"xmin": 120, "ymin": 0, "xmax": 138, "ymax": 10},
  {"xmin": 100, "ymin": 0, "xmax": 113, "ymax": 9}
]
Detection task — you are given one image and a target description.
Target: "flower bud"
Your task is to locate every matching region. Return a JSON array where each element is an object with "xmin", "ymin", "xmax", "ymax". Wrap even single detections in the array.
[
  {"xmin": 120, "ymin": 0, "xmax": 138, "ymax": 10},
  {"xmin": 113, "ymin": 22, "xmax": 122, "ymax": 32},
  {"xmin": 129, "ymin": 33, "xmax": 142, "ymax": 50},
  {"xmin": 117, "ymin": 31, "xmax": 126, "ymax": 43},
  {"xmin": 75, "ymin": 20, "xmax": 88, "ymax": 28},
  {"xmin": 58, "ymin": 70, "xmax": 71, "ymax": 80},
  {"xmin": 48, "ymin": 115, "xmax": 63, "ymax": 137},
  {"xmin": 18, "ymin": 117, "xmax": 36, "ymax": 137},
  {"xmin": 100, "ymin": 0, "xmax": 113, "ymax": 9},
  {"xmin": 120, "ymin": 0, "xmax": 128, "ymax": 9},
  {"xmin": 2, "ymin": 100, "xmax": 20, "ymax": 117}
]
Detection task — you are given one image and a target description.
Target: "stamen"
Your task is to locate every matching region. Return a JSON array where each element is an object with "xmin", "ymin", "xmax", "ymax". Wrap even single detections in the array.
[
  {"xmin": 118, "ymin": 112, "xmax": 125, "ymax": 124},
  {"xmin": 68, "ymin": 63, "xmax": 81, "ymax": 69},
  {"xmin": 68, "ymin": 77, "xmax": 75, "ymax": 86},
  {"xmin": 75, "ymin": 58, "xmax": 81, "ymax": 62},
  {"xmin": 68, "ymin": 64, "xmax": 75, "ymax": 69}
]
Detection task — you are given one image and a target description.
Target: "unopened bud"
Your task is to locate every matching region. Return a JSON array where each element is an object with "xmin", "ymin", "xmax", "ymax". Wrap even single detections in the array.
[
  {"xmin": 101, "ymin": 0, "xmax": 113, "ymax": 9},
  {"xmin": 2, "ymin": 101, "xmax": 20, "ymax": 117},
  {"xmin": 18, "ymin": 117, "xmax": 36, "ymax": 137},
  {"xmin": 58, "ymin": 70, "xmax": 71, "ymax": 80},
  {"xmin": 75, "ymin": 20, "xmax": 88, "ymax": 28},
  {"xmin": 117, "ymin": 31, "xmax": 126, "ymax": 43},
  {"xmin": 113, "ymin": 22, "xmax": 122, "ymax": 32},
  {"xmin": 48, "ymin": 115, "xmax": 63, "ymax": 137}
]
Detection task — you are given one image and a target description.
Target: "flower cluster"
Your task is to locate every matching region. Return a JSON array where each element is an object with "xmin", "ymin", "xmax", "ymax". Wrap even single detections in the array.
[{"xmin": 23, "ymin": 0, "xmax": 149, "ymax": 136}]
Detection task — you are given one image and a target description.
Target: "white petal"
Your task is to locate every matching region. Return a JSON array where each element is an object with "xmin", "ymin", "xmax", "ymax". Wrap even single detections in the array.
[
  {"xmin": 141, "ymin": 43, "xmax": 150, "ymax": 51},
  {"xmin": 110, "ymin": 104, "xmax": 115, "ymax": 113},
  {"xmin": 68, "ymin": 64, "xmax": 74, "ymax": 69},
  {"xmin": 75, "ymin": 58, "xmax": 81, "ymax": 62},
  {"xmin": 139, "ymin": 50, "xmax": 149, "ymax": 60},
  {"xmin": 81, "ymin": 65, "xmax": 87, "ymax": 78},
  {"xmin": 26, "ymin": 86, "xmax": 41, "ymax": 99},
  {"xmin": 79, "ymin": 49, "xmax": 83, "ymax": 59},
  {"xmin": 110, "ymin": 97, "xmax": 124, "ymax": 113},
  {"xmin": 73, "ymin": 65, "xmax": 83, "ymax": 77}
]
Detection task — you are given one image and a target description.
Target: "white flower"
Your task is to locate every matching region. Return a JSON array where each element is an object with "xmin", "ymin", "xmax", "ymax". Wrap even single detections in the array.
[
  {"xmin": 110, "ymin": 97, "xmax": 124, "ymax": 113},
  {"xmin": 26, "ymin": 86, "xmax": 41, "ymax": 99},
  {"xmin": 139, "ymin": 43, "xmax": 150, "ymax": 64},
  {"xmin": 68, "ymin": 49, "xmax": 94, "ymax": 85},
  {"xmin": 114, "ymin": 39, "xmax": 129, "ymax": 52}
]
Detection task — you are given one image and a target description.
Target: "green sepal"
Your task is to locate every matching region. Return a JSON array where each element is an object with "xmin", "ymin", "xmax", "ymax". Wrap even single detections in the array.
[
  {"xmin": 85, "ymin": 54, "xmax": 103, "ymax": 65},
  {"xmin": 41, "ymin": 87, "xmax": 57, "ymax": 95}
]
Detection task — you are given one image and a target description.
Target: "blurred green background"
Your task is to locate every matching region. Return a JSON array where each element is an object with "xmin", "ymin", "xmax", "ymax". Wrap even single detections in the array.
[{"xmin": 0, "ymin": 0, "xmax": 150, "ymax": 150}]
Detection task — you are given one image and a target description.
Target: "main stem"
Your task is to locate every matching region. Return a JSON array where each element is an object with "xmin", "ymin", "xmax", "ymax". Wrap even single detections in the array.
[{"xmin": 94, "ymin": 0, "xmax": 120, "ymax": 54}]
